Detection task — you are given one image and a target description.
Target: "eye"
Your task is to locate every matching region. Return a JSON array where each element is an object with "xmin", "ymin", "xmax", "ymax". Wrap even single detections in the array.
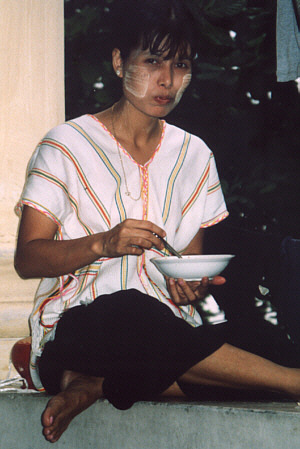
[
  {"xmin": 145, "ymin": 58, "xmax": 159, "ymax": 65},
  {"xmin": 175, "ymin": 61, "xmax": 190, "ymax": 69}
]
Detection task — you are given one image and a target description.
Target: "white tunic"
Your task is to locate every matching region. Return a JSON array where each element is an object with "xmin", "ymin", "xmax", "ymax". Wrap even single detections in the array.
[{"xmin": 16, "ymin": 115, "xmax": 228, "ymax": 389}]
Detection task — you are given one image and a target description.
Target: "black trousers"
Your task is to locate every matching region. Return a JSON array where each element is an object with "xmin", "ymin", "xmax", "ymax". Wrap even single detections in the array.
[
  {"xmin": 38, "ymin": 289, "xmax": 227, "ymax": 409},
  {"xmin": 39, "ymin": 289, "xmax": 300, "ymax": 410}
]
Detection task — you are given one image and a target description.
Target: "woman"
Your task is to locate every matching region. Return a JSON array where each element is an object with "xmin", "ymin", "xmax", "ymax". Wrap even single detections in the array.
[{"xmin": 15, "ymin": 0, "xmax": 300, "ymax": 443}]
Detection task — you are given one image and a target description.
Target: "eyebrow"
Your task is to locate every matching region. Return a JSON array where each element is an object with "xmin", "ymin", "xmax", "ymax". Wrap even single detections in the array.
[{"xmin": 145, "ymin": 50, "xmax": 192, "ymax": 61}]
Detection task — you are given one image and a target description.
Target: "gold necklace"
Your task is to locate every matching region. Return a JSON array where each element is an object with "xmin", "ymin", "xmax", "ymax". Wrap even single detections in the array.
[{"xmin": 111, "ymin": 104, "xmax": 162, "ymax": 202}]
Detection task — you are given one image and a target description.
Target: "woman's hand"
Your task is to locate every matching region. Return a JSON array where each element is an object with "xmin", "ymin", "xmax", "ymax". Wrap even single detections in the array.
[
  {"xmin": 164, "ymin": 227, "xmax": 226, "ymax": 306},
  {"xmin": 15, "ymin": 208, "xmax": 166, "ymax": 279},
  {"xmin": 96, "ymin": 218, "xmax": 166, "ymax": 257},
  {"xmin": 165, "ymin": 276, "xmax": 226, "ymax": 306}
]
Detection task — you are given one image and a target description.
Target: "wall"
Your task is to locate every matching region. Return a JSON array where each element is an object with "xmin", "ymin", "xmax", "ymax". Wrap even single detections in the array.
[
  {"xmin": 0, "ymin": 0, "xmax": 65, "ymax": 379},
  {"xmin": 0, "ymin": 0, "xmax": 65, "ymax": 254}
]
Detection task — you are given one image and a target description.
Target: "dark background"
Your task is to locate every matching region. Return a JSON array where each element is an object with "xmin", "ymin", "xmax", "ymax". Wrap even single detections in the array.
[{"xmin": 64, "ymin": 0, "xmax": 300, "ymax": 241}]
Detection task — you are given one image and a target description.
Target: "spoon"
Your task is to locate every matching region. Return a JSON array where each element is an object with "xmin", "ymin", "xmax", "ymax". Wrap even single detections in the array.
[{"xmin": 154, "ymin": 234, "xmax": 183, "ymax": 258}]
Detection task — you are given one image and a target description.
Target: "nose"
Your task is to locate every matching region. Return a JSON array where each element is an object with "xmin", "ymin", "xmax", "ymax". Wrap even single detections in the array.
[{"xmin": 158, "ymin": 63, "xmax": 173, "ymax": 88}]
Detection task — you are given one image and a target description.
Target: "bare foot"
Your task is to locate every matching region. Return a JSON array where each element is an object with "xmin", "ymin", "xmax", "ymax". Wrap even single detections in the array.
[{"xmin": 41, "ymin": 371, "xmax": 104, "ymax": 443}]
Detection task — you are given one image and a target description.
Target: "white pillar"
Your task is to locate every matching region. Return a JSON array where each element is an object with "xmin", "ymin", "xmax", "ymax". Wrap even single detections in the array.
[{"xmin": 0, "ymin": 0, "xmax": 65, "ymax": 253}]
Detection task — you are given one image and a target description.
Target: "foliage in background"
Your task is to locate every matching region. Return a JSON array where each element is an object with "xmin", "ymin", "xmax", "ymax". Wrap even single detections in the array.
[{"xmin": 65, "ymin": 0, "xmax": 300, "ymax": 238}]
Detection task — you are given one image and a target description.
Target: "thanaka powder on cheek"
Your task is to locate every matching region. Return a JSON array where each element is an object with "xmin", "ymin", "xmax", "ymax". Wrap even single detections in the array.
[
  {"xmin": 124, "ymin": 64, "xmax": 150, "ymax": 98},
  {"xmin": 174, "ymin": 73, "xmax": 192, "ymax": 105}
]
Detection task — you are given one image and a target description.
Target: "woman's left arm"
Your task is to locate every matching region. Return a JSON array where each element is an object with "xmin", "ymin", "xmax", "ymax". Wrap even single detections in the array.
[{"xmin": 165, "ymin": 228, "xmax": 225, "ymax": 306}]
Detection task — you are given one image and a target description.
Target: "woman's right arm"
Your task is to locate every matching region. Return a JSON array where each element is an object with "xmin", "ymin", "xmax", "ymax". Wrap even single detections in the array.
[{"xmin": 15, "ymin": 206, "xmax": 165, "ymax": 279}]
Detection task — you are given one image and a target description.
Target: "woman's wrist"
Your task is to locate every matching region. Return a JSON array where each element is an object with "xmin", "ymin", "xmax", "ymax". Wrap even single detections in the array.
[{"xmin": 90, "ymin": 232, "xmax": 107, "ymax": 258}]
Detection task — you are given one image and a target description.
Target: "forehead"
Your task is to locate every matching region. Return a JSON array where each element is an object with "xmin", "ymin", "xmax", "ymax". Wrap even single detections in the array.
[
  {"xmin": 126, "ymin": 33, "xmax": 192, "ymax": 59},
  {"xmin": 128, "ymin": 43, "xmax": 193, "ymax": 61}
]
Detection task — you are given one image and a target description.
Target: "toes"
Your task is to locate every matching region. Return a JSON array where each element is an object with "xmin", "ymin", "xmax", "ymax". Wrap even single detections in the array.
[
  {"xmin": 41, "ymin": 399, "xmax": 64, "ymax": 442},
  {"xmin": 43, "ymin": 427, "xmax": 56, "ymax": 443},
  {"xmin": 44, "ymin": 432, "xmax": 59, "ymax": 443},
  {"xmin": 43, "ymin": 424, "xmax": 64, "ymax": 443},
  {"xmin": 41, "ymin": 398, "xmax": 59, "ymax": 427},
  {"xmin": 42, "ymin": 410, "xmax": 53, "ymax": 427},
  {"xmin": 42, "ymin": 409, "xmax": 69, "ymax": 443}
]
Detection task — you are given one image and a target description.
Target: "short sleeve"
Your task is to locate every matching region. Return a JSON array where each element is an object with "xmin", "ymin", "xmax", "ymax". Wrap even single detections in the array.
[
  {"xmin": 15, "ymin": 133, "xmax": 75, "ymax": 230},
  {"xmin": 200, "ymin": 153, "xmax": 228, "ymax": 228},
  {"xmin": 165, "ymin": 129, "xmax": 229, "ymax": 251}
]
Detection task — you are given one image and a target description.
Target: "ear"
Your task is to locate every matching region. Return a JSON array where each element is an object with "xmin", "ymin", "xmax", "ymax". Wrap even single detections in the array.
[{"xmin": 112, "ymin": 48, "xmax": 123, "ymax": 78}]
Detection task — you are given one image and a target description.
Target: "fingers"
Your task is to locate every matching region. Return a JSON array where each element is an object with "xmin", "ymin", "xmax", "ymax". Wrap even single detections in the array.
[
  {"xmin": 166, "ymin": 278, "xmax": 200, "ymax": 306},
  {"xmin": 166, "ymin": 278, "xmax": 185, "ymax": 305},
  {"xmin": 122, "ymin": 219, "xmax": 166, "ymax": 240},
  {"xmin": 211, "ymin": 276, "xmax": 226, "ymax": 285},
  {"xmin": 166, "ymin": 276, "xmax": 224, "ymax": 306},
  {"xmin": 102, "ymin": 219, "xmax": 166, "ymax": 257},
  {"xmin": 117, "ymin": 221, "xmax": 165, "ymax": 251}
]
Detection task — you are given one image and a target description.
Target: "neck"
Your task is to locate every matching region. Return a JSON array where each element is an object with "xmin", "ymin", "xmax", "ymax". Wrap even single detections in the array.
[{"xmin": 112, "ymin": 98, "xmax": 161, "ymax": 147}]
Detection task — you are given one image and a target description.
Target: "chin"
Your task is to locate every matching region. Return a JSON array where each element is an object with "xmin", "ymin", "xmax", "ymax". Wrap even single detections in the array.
[{"xmin": 149, "ymin": 104, "xmax": 175, "ymax": 118}]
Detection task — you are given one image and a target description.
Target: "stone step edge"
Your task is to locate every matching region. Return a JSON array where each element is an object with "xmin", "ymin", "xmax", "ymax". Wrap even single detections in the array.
[{"xmin": 1, "ymin": 395, "xmax": 300, "ymax": 449}]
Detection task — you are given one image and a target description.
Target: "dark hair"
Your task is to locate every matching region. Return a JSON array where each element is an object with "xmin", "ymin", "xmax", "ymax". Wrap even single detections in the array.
[{"xmin": 110, "ymin": 0, "xmax": 198, "ymax": 61}]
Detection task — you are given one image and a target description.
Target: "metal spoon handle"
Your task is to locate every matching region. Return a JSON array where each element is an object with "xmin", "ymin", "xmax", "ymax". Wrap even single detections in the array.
[{"xmin": 155, "ymin": 235, "xmax": 183, "ymax": 258}]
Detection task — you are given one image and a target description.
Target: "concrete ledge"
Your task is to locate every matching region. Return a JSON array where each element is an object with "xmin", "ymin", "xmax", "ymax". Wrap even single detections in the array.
[{"xmin": 1, "ymin": 394, "xmax": 300, "ymax": 449}]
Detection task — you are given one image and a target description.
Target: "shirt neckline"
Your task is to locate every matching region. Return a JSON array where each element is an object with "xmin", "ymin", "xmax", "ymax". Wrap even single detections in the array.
[{"xmin": 87, "ymin": 114, "xmax": 166, "ymax": 168}]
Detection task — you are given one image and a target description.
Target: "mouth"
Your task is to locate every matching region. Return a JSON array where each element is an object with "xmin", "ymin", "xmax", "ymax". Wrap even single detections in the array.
[{"xmin": 153, "ymin": 96, "xmax": 173, "ymax": 105}]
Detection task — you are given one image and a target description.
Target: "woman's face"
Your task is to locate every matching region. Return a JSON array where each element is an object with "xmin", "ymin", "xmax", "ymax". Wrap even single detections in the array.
[{"xmin": 120, "ymin": 43, "xmax": 192, "ymax": 118}]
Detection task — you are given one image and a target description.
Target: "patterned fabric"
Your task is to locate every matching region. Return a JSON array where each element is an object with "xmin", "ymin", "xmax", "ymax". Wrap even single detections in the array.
[{"xmin": 16, "ymin": 115, "xmax": 228, "ymax": 390}]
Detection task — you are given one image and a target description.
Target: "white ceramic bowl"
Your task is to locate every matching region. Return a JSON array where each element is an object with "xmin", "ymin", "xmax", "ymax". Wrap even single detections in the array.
[{"xmin": 150, "ymin": 254, "xmax": 235, "ymax": 280}]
